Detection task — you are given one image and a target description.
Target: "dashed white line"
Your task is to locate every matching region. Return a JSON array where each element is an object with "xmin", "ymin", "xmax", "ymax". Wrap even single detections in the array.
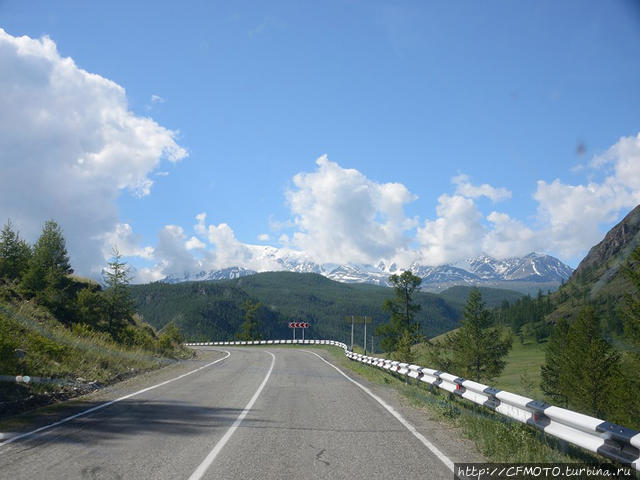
[
  {"xmin": 0, "ymin": 350, "xmax": 231, "ymax": 449},
  {"xmin": 304, "ymin": 349, "xmax": 455, "ymax": 473},
  {"xmin": 188, "ymin": 350, "xmax": 276, "ymax": 480}
]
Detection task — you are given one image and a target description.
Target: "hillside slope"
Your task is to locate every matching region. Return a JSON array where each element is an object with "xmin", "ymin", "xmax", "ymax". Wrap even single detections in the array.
[
  {"xmin": 438, "ymin": 285, "xmax": 524, "ymax": 311},
  {"xmin": 547, "ymin": 204, "xmax": 640, "ymax": 326},
  {"xmin": 0, "ymin": 284, "xmax": 187, "ymax": 417}
]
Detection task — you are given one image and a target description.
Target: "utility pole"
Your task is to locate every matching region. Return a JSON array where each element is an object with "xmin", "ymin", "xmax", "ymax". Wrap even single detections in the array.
[
  {"xmin": 363, "ymin": 316, "xmax": 372, "ymax": 354},
  {"xmin": 350, "ymin": 315, "xmax": 354, "ymax": 350},
  {"xmin": 345, "ymin": 315, "xmax": 372, "ymax": 352},
  {"xmin": 364, "ymin": 320, "xmax": 367, "ymax": 354}
]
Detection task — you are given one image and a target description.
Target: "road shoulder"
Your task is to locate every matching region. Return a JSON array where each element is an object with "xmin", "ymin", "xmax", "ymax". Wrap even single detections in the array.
[
  {"xmin": 307, "ymin": 346, "xmax": 485, "ymax": 466},
  {"xmin": 0, "ymin": 348, "xmax": 227, "ymax": 441}
]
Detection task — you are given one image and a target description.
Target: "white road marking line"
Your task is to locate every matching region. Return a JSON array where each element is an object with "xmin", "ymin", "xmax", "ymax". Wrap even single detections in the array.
[
  {"xmin": 304, "ymin": 349, "xmax": 455, "ymax": 473},
  {"xmin": 0, "ymin": 350, "xmax": 231, "ymax": 449},
  {"xmin": 188, "ymin": 350, "xmax": 276, "ymax": 480}
]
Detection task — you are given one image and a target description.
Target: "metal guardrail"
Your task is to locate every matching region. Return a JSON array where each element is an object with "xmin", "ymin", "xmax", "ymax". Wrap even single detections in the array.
[{"xmin": 185, "ymin": 339, "xmax": 640, "ymax": 471}]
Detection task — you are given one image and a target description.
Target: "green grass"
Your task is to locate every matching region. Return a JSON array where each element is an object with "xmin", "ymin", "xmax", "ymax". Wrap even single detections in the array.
[
  {"xmin": 492, "ymin": 339, "xmax": 546, "ymax": 399},
  {"xmin": 315, "ymin": 345, "xmax": 602, "ymax": 465},
  {"xmin": 414, "ymin": 329, "xmax": 547, "ymax": 400},
  {"xmin": 0, "ymin": 298, "xmax": 192, "ymax": 416}
]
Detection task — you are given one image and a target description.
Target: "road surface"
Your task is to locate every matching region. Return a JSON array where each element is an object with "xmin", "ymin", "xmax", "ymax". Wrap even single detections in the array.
[{"xmin": 0, "ymin": 347, "xmax": 479, "ymax": 479}]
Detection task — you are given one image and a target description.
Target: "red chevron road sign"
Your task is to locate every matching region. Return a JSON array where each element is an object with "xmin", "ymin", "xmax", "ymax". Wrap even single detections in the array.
[{"xmin": 288, "ymin": 322, "xmax": 309, "ymax": 328}]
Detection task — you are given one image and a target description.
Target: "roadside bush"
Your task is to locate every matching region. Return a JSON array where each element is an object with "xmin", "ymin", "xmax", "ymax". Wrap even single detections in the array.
[
  {"xmin": 0, "ymin": 313, "xmax": 21, "ymax": 374},
  {"xmin": 158, "ymin": 322, "xmax": 182, "ymax": 352},
  {"xmin": 117, "ymin": 325, "xmax": 156, "ymax": 351}
]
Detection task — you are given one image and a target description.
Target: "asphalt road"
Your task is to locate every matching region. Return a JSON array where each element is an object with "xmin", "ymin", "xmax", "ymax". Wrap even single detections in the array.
[{"xmin": 0, "ymin": 347, "xmax": 475, "ymax": 479}]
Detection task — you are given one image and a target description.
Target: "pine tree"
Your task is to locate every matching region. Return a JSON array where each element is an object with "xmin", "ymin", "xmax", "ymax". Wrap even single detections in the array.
[
  {"xmin": 391, "ymin": 329, "xmax": 415, "ymax": 363},
  {"xmin": 103, "ymin": 248, "xmax": 135, "ymax": 335},
  {"xmin": 21, "ymin": 220, "xmax": 72, "ymax": 295},
  {"xmin": 622, "ymin": 245, "xmax": 640, "ymax": 355},
  {"xmin": 442, "ymin": 289, "xmax": 512, "ymax": 382},
  {"xmin": 77, "ymin": 286, "xmax": 107, "ymax": 329},
  {"xmin": 540, "ymin": 317, "xmax": 571, "ymax": 407},
  {"xmin": 0, "ymin": 220, "xmax": 32, "ymax": 281},
  {"xmin": 20, "ymin": 220, "xmax": 75, "ymax": 323},
  {"xmin": 376, "ymin": 271, "xmax": 422, "ymax": 353},
  {"xmin": 619, "ymin": 245, "xmax": 640, "ymax": 427},
  {"xmin": 563, "ymin": 307, "xmax": 621, "ymax": 418},
  {"xmin": 236, "ymin": 299, "xmax": 263, "ymax": 341}
]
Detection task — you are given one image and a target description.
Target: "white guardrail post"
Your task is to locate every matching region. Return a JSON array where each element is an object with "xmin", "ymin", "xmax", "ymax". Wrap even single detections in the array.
[{"xmin": 184, "ymin": 338, "xmax": 640, "ymax": 470}]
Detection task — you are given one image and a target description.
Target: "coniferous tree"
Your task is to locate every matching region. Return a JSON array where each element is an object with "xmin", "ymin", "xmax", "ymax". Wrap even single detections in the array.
[
  {"xmin": 376, "ymin": 271, "xmax": 422, "ymax": 354},
  {"xmin": 436, "ymin": 289, "xmax": 512, "ymax": 382},
  {"xmin": 236, "ymin": 299, "xmax": 263, "ymax": 341},
  {"xmin": 103, "ymin": 248, "xmax": 135, "ymax": 335},
  {"xmin": 0, "ymin": 220, "xmax": 32, "ymax": 281},
  {"xmin": 20, "ymin": 220, "xmax": 75, "ymax": 323},
  {"xmin": 563, "ymin": 307, "xmax": 621, "ymax": 418},
  {"xmin": 615, "ymin": 250, "xmax": 640, "ymax": 427},
  {"xmin": 21, "ymin": 220, "xmax": 72, "ymax": 294},
  {"xmin": 77, "ymin": 286, "xmax": 107, "ymax": 330},
  {"xmin": 622, "ymin": 245, "xmax": 640, "ymax": 356},
  {"xmin": 391, "ymin": 329, "xmax": 416, "ymax": 363},
  {"xmin": 540, "ymin": 317, "xmax": 571, "ymax": 407}
]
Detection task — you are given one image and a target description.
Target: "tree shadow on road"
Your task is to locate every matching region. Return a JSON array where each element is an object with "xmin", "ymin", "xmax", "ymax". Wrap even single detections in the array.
[{"xmin": 0, "ymin": 399, "xmax": 274, "ymax": 450}]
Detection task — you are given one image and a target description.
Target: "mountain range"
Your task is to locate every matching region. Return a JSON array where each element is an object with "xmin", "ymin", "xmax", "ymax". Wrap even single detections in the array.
[{"xmin": 163, "ymin": 252, "xmax": 573, "ymax": 294}]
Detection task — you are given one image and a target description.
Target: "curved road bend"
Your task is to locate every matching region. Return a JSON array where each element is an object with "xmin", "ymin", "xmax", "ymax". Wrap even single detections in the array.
[{"xmin": 0, "ymin": 347, "xmax": 478, "ymax": 479}]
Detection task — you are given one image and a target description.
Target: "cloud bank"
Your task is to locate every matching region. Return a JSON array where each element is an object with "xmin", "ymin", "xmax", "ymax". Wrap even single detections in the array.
[
  {"xmin": 0, "ymin": 29, "xmax": 187, "ymax": 276},
  {"xmin": 132, "ymin": 131, "xmax": 640, "ymax": 281}
]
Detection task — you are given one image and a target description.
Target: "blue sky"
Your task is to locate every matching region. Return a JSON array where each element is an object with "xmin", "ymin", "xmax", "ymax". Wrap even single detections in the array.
[{"xmin": 1, "ymin": 1, "xmax": 639, "ymax": 280}]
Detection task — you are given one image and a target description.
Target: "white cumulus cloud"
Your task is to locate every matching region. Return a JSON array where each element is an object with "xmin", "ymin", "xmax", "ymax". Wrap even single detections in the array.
[
  {"xmin": 0, "ymin": 29, "xmax": 187, "ymax": 276},
  {"xmin": 530, "ymin": 133, "xmax": 640, "ymax": 259},
  {"xmin": 416, "ymin": 194, "xmax": 486, "ymax": 265},
  {"xmin": 452, "ymin": 174, "xmax": 511, "ymax": 202},
  {"xmin": 185, "ymin": 236, "xmax": 206, "ymax": 250},
  {"xmin": 286, "ymin": 155, "xmax": 417, "ymax": 264},
  {"xmin": 100, "ymin": 223, "xmax": 154, "ymax": 260},
  {"xmin": 483, "ymin": 212, "xmax": 539, "ymax": 259}
]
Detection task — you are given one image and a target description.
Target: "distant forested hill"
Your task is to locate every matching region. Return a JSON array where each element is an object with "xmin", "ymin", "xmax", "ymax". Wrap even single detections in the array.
[
  {"xmin": 230, "ymin": 272, "xmax": 460, "ymax": 340},
  {"xmin": 131, "ymin": 272, "xmax": 463, "ymax": 344},
  {"xmin": 130, "ymin": 281, "xmax": 289, "ymax": 341},
  {"xmin": 438, "ymin": 285, "xmax": 524, "ymax": 311},
  {"xmin": 130, "ymin": 272, "xmax": 529, "ymax": 345}
]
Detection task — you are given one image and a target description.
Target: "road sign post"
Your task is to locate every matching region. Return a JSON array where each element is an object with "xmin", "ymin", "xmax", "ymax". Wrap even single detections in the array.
[
  {"xmin": 350, "ymin": 315, "xmax": 354, "ymax": 350},
  {"xmin": 362, "ymin": 316, "xmax": 371, "ymax": 354},
  {"xmin": 289, "ymin": 321, "xmax": 309, "ymax": 341}
]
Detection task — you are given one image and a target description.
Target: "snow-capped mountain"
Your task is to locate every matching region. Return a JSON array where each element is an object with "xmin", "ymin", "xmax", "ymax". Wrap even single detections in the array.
[
  {"xmin": 325, "ymin": 263, "xmax": 391, "ymax": 286},
  {"xmin": 161, "ymin": 252, "xmax": 572, "ymax": 291},
  {"xmin": 447, "ymin": 253, "xmax": 573, "ymax": 282},
  {"xmin": 163, "ymin": 267, "xmax": 257, "ymax": 284}
]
